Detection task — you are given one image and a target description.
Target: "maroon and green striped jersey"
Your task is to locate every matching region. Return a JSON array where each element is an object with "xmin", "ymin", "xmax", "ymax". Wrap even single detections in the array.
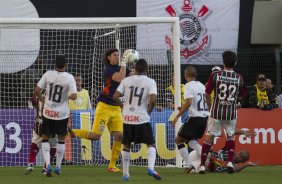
[{"xmin": 206, "ymin": 70, "xmax": 245, "ymax": 120}]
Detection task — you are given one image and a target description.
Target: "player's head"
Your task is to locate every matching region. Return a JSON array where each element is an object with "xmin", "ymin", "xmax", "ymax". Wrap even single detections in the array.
[
  {"xmin": 104, "ymin": 49, "xmax": 119, "ymax": 66},
  {"xmin": 73, "ymin": 73, "xmax": 82, "ymax": 91},
  {"xmin": 222, "ymin": 51, "xmax": 237, "ymax": 68},
  {"xmin": 55, "ymin": 55, "xmax": 67, "ymax": 70},
  {"xmin": 211, "ymin": 66, "xmax": 221, "ymax": 73},
  {"xmin": 184, "ymin": 66, "xmax": 197, "ymax": 81},
  {"xmin": 134, "ymin": 59, "xmax": 148, "ymax": 74},
  {"xmin": 256, "ymin": 74, "xmax": 266, "ymax": 89},
  {"xmin": 234, "ymin": 150, "xmax": 250, "ymax": 163}
]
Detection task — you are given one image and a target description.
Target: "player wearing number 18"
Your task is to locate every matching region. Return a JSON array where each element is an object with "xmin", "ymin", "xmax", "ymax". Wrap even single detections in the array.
[
  {"xmin": 199, "ymin": 51, "xmax": 246, "ymax": 174},
  {"xmin": 34, "ymin": 55, "xmax": 77, "ymax": 177}
]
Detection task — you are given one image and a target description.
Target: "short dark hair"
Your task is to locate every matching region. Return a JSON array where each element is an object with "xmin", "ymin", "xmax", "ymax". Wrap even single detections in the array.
[
  {"xmin": 222, "ymin": 51, "xmax": 237, "ymax": 68},
  {"xmin": 135, "ymin": 59, "xmax": 148, "ymax": 73},
  {"xmin": 55, "ymin": 55, "xmax": 67, "ymax": 69},
  {"xmin": 184, "ymin": 66, "xmax": 197, "ymax": 78},
  {"xmin": 104, "ymin": 49, "xmax": 118, "ymax": 65}
]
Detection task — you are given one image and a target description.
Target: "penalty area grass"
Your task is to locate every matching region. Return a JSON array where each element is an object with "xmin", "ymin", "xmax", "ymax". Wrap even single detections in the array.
[{"xmin": 1, "ymin": 165, "xmax": 282, "ymax": 184}]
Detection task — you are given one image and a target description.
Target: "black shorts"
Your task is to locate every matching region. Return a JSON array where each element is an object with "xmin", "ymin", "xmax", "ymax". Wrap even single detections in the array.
[
  {"xmin": 178, "ymin": 116, "xmax": 208, "ymax": 141},
  {"xmin": 42, "ymin": 116, "xmax": 69, "ymax": 136},
  {"xmin": 122, "ymin": 123, "xmax": 154, "ymax": 145}
]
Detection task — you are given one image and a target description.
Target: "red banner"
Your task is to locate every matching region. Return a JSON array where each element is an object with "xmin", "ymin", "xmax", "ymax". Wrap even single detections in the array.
[{"xmin": 200, "ymin": 108, "xmax": 282, "ymax": 165}]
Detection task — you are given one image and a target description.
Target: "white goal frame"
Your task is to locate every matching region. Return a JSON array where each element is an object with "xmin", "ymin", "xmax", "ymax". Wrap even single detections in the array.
[{"xmin": 0, "ymin": 17, "xmax": 182, "ymax": 167}]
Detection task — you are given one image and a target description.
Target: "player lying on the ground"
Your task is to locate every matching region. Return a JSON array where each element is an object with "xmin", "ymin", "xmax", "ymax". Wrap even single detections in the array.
[
  {"xmin": 189, "ymin": 148, "xmax": 256, "ymax": 173},
  {"xmin": 185, "ymin": 128, "xmax": 256, "ymax": 174}
]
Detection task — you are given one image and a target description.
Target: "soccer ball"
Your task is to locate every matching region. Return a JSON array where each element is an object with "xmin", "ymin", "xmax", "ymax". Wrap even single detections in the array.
[{"xmin": 123, "ymin": 49, "xmax": 139, "ymax": 63}]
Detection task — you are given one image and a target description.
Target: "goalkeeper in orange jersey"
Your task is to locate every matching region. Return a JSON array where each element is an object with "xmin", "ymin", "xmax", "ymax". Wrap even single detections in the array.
[{"xmin": 72, "ymin": 49, "xmax": 131, "ymax": 172}]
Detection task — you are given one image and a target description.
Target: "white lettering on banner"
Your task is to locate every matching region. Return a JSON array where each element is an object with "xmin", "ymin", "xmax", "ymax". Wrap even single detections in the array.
[
  {"xmin": 278, "ymin": 129, "xmax": 282, "ymax": 143},
  {"xmin": 237, "ymin": 128, "xmax": 281, "ymax": 144},
  {"xmin": 238, "ymin": 128, "xmax": 251, "ymax": 144},
  {"xmin": 0, "ymin": 125, "xmax": 4, "ymax": 152},
  {"xmin": 254, "ymin": 128, "xmax": 275, "ymax": 144},
  {"xmin": 0, "ymin": 122, "xmax": 22, "ymax": 154}
]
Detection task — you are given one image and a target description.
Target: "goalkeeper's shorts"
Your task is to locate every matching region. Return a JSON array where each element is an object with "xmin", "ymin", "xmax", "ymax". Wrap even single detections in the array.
[{"xmin": 92, "ymin": 102, "xmax": 123, "ymax": 134}]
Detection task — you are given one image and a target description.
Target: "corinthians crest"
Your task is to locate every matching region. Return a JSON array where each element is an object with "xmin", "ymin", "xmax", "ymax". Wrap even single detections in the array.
[{"xmin": 165, "ymin": 0, "xmax": 210, "ymax": 59}]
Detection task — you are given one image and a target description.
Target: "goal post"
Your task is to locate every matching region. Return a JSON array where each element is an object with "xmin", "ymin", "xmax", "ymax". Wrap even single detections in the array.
[{"xmin": 0, "ymin": 17, "xmax": 182, "ymax": 167}]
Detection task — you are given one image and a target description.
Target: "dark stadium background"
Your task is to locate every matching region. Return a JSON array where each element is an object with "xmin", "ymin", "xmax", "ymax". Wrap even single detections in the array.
[{"xmin": 1, "ymin": 0, "xmax": 281, "ymax": 107}]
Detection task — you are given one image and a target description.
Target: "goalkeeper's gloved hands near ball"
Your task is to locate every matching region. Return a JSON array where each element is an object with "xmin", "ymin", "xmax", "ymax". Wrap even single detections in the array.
[{"xmin": 121, "ymin": 49, "xmax": 139, "ymax": 66}]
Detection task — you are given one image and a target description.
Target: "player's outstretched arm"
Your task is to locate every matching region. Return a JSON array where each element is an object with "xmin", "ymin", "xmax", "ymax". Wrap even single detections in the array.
[
  {"xmin": 235, "ymin": 129, "xmax": 256, "ymax": 137},
  {"xmin": 234, "ymin": 162, "xmax": 256, "ymax": 172},
  {"xmin": 34, "ymin": 86, "xmax": 44, "ymax": 104},
  {"xmin": 112, "ymin": 51, "xmax": 130, "ymax": 82},
  {"xmin": 171, "ymin": 98, "xmax": 191, "ymax": 127}
]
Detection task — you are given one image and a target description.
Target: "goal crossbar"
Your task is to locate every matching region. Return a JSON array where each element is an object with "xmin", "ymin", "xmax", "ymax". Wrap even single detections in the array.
[{"xmin": 0, "ymin": 17, "xmax": 182, "ymax": 167}]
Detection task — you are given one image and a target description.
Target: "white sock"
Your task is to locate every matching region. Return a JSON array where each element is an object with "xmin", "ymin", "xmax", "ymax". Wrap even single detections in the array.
[
  {"xmin": 147, "ymin": 147, "xmax": 156, "ymax": 170},
  {"xmin": 188, "ymin": 140, "xmax": 202, "ymax": 156},
  {"xmin": 178, "ymin": 147, "xmax": 193, "ymax": 168},
  {"xmin": 56, "ymin": 142, "xmax": 65, "ymax": 169},
  {"xmin": 121, "ymin": 150, "xmax": 130, "ymax": 176},
  {"xmin": 42, "ymin": 142, "xmax": 50, "ymax": 166}
]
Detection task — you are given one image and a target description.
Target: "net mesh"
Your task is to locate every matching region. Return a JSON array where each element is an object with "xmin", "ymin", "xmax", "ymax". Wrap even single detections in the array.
[{"xmin": 0, "ymin": 22, "xmax": 177, "ymax": 167}]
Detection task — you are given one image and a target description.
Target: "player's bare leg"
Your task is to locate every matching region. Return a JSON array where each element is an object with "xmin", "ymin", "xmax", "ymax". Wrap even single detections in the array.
[
  {"xmin": 175, "ymin": 136, "xmax": 194, "ymax": 174},
  {"xmin": 199, "ymin": 135, "xmax": 214, "ymax": 174},
  {"xmin": 121, "ymin": 144, "xmax": 131, "ymax": 181},
  {"xmin": 72, "ymin": 129, "xmax": 101, "ymax": 140},
  {"xmin": 54, "ymin": 135, "xmax": 66, "ymax": 175},
  {"xmin": 146, "ymin": 145, "xmax": 161, "ymax": 180},
  {"xmin": 41, "ymin": 134, "xmax": 52, "ymax": 177},
  {"xmin": 108, "ymin": 131, "xmax": 122, "ymax": 173}
]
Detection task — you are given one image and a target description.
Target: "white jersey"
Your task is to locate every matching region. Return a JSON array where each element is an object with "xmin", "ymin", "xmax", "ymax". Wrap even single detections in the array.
[
  {"xmin": 37, "ymin": 70, "xmax": 77, "ymax": 120},
  {"xmin": 184, "ymin": 81, "xmax": 209, "ymax": 117},
  {"xmin": 117, "ymin": 75, "xmax": 157, "ymax": 125}
]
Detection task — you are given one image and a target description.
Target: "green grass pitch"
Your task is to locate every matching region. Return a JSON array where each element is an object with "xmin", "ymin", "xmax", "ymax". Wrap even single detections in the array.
[{"xmin": 1, "ymin": 166, "xmax": 282, "ymax": 184}]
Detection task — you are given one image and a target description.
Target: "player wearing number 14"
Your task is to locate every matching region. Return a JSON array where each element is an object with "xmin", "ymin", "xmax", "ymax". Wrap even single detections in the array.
[
  {"xmin": 113, "ymin": 59, "xmax": 161, "ymax": 181},
  {"xmin": 199, "ymin": 51, "xmax": 246, "ymax": 174}
]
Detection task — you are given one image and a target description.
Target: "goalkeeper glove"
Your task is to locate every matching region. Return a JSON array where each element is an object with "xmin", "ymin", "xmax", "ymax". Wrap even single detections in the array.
[{"xmin": 120, "ymin": 49, "xmax": 131, "ymax": 66}]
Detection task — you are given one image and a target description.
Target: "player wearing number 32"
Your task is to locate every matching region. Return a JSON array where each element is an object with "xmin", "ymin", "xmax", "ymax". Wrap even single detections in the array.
[
  {"xmin": 34, "ymin": 55, "xmax": 77, "ymax": 177},
  {"xmin": 113, "ymin": 59, "xmax": 161, "ymax": 181},
  {"xmin": 199, "ymin": 51, "xmax": 246, "ymax": 174}
]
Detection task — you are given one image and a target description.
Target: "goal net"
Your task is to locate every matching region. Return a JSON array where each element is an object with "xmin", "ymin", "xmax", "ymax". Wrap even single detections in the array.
[{"xmin": 0, "ymin": 18, "xmax": 182, "ymax": 167}]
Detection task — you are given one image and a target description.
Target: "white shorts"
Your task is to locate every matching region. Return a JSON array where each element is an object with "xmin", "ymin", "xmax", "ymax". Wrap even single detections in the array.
[
  {"xmin": 31, "ymin": 130, "xmax": 57, "ymax": 148},
  {"xmin": 206, "ymin": 117, "xmax": 236, "ymax": 137}
]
